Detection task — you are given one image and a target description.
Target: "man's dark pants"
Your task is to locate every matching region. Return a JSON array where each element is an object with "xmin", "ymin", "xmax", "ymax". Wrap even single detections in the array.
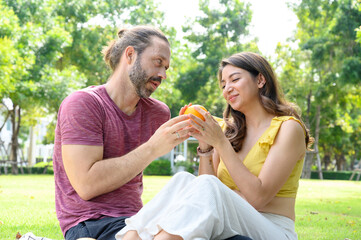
[{"xmin": 65, "ymin": 217, "xmax": 252, "ymax": 240}]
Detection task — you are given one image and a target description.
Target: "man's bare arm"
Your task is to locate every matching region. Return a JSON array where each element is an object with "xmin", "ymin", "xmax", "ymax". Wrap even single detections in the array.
[{"xmin": 63, "ymin": 114, "xmax": 192, "ymax": 200}]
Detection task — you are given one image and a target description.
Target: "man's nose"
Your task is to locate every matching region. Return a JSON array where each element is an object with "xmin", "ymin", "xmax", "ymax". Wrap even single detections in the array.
[{"xmin": 158, "ymin": 68, "xmax": 167, "ymax": 80}]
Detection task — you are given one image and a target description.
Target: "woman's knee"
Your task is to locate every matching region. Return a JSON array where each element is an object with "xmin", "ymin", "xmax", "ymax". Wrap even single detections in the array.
[
  {"xmin": 191, "ymin": 174, "xmax": 227, "ymax": 194},
  {"xmin": 196, "ymin": 174, "xmax": 222, "ymax": 186},
  {"xmin": 169, "ymin": 171, "xmax": 195, "ymax": 184}
]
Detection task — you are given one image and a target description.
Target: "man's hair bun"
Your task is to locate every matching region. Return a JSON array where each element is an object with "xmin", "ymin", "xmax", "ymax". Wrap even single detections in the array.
[{"xmin": 118, "ymin": 29, "xmax": 127, "ymax": 38}]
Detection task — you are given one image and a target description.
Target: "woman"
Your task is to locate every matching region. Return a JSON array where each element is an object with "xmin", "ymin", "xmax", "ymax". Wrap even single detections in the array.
[{"xmin": 116, "ymin": 52, "xmax": 312, "ymax": 240}]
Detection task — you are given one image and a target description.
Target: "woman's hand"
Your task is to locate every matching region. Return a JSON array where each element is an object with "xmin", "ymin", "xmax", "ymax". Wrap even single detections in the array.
[
  {"xmin": 188, "ymin": 106, "xmax": 227, "ymax": 149},
  {"xmin": 179, "ymin": 103, "xmax": 192, "ymax": 115},
  {"xmin": 179, "ymin": 103, "xmax": 214, "ymax": 150}
]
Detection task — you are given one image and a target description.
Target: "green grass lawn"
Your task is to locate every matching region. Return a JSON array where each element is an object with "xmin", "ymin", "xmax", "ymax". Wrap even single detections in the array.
[
  {"xmin": 296, "ymin": 180, "xmax": 361, "ymax": 239},
  {"xmin": 0, "ymin": 175, "xmax": 360, "ymax": 240}
]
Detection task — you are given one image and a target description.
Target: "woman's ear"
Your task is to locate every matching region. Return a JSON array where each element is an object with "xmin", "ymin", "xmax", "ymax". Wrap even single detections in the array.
[{"xmin": 257, "ymin": 73, "xmax": 266, "ymax": 88}]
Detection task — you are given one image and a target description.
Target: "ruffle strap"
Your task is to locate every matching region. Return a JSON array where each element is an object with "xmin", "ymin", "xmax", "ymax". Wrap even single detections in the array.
[{"xmin": 258, "ymin": 116, "xmax": 302, "ymax": 151}]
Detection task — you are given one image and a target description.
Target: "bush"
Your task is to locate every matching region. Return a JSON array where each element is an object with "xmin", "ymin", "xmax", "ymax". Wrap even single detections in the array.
[
  {"xmin": 310, "ymin": 170, "xmax": 360, "ymax": 181},
  {"xmin": 144, "ymin": 159, "xmax": 172, "ymax": 176},
  {"xmin": 0, "ymin": 161, "xmax": 54, "ymax": 175},
  {"xmin": 0, "ymin": 166, "xmax": 54, "ymax": 174},
  {"xmin": 174, "ymin": 161, "xmax": 195, "ymax": 174},
  {"xmin": 0, "ymin": 166, "xmax": 11, "ymax": 174},
  {"xmin": 25, "ymin": 167, "xmax": 54, "ymax": 174},
  {"xmin": 33, "ymin": 161, "xmax": 53, "ymax": 174},
  {"xmin": 34, "ymin": 161, "xmax": 53, "ymax": 168}
]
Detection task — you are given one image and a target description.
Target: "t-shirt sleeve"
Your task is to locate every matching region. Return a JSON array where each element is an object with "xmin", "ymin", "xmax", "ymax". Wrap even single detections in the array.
[
  {"xmin": 58, "ymin": 91, "xmax": 104, "ymax": 146},
  {"xmin": 158, "ymin": 101, "xmax": 171, "ymax": 122}
]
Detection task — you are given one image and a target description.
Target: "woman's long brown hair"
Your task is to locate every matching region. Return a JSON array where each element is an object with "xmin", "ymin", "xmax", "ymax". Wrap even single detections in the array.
[{"xmin": 218, "ymin": 52, "xmax": 312, "ymax": 152}]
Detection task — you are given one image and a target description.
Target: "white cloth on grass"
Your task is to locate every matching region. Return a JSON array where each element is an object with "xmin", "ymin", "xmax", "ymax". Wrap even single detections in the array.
[
  {"xmin": 19, "ymin": 232, "xmax": 52, "ymax": 240},
  {"xmin": 116, "ymin": 172, "xmax": 297, "ymax": 240}
]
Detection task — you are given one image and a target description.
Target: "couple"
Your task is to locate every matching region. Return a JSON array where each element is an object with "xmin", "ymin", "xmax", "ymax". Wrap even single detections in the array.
[{"xmin": 53, "ymin": 25, "xmax": 312, "ymax": 240}]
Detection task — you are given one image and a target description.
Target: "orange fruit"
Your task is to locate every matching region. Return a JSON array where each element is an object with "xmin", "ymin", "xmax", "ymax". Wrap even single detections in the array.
[{"xmin": 184, "ymin": 105, "xmax": 207, "ymax": 121}]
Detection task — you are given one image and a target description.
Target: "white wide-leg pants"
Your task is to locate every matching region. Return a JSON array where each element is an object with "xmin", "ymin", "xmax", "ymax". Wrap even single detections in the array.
[{"xmin": 116, "ymin": 172, "xmax": 297, "ymax": 240}]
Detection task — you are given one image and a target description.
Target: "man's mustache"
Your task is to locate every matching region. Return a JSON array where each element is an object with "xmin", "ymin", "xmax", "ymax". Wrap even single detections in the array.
[{"xmin": 149, "ymin": 76, "xmax": 162, "ymax": 82}]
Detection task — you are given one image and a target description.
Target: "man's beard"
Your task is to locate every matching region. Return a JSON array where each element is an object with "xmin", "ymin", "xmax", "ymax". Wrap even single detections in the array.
[{"xmin": 129, "ymin": 58, "xmax": 158, "ymax": 98}]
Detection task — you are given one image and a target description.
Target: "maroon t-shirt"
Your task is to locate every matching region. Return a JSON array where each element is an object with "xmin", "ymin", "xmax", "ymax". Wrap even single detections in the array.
[{"xmin": 53, "ymin": 85, "xmax": 170, "ymax": 235}]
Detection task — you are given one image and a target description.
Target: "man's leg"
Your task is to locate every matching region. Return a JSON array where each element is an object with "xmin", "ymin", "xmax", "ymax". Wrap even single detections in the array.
[
  {"xmin": 65, "ymin": 216, "xmax": 128, "ymax": 240},
  {"xmin": 65, "ymin": 222, "xmax": 91, "ymax": 240},
  {"xmin": 85, "ymin": 216, "xmax": 128, "ymax": 239}
]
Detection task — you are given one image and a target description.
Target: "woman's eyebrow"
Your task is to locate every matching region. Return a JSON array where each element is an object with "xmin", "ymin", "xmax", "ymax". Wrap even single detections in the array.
[
  {"xmin": 221, "ymin": 72, "xmax": 242, "ymax": 82},
  {"xmin": 229, "ymin": 72, "xmax": 242, "ymax": 78}
]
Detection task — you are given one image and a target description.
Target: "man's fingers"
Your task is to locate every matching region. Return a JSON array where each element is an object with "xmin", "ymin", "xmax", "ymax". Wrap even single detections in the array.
[
  {"xmin": 168, "ymin": 119, "xmax": 193, "ymax": 134},
  {"xmin": 176, "ymin": 126, "xmax": 194, "ymax": 138},
  {"xmin": 163, "ymin": 114, "xmax": 190, "ymax": 127},
  {"xmin": 174, "ymin": 133, "xmax": 191, "ymax": 143}
]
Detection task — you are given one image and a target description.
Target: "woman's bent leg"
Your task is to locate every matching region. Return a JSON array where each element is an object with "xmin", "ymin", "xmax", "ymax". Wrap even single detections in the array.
[
  {"xmin": 116, "ymin": 174, "xmax": 296, "ymax": 240},
  {"xmin": 116, "ymin": 172, "xmax": 196, "ymax": 240},
  {"xmin": 152, "ymin": 175, "xmax": 296, "ymax": 240}
]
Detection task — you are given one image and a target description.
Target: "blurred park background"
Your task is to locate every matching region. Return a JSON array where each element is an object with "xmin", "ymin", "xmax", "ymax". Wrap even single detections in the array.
[
  {"xmin": 0, "ymin": 0, "xmax": 361, "ymax": 180},
  {"xmin": 1, "ymin": 0, "xmax": 361, "ymax": 239}
]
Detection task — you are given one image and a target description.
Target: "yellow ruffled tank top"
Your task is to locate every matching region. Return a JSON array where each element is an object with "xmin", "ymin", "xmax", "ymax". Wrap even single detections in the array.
[{"xmin": 216, "ymin": 116, "xmax": 305, "ymax": 198}]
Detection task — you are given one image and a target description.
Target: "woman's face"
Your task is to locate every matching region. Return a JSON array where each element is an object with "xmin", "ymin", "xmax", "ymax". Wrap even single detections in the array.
[{"xmin": 220, "ymin": 64, "xmax": 260, "ymax": 112}]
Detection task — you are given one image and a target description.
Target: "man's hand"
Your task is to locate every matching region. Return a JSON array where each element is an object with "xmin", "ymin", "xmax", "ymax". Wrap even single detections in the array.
[{"xmin": 147, "ymin": 114, "xmax": 193, "ymax": 157}]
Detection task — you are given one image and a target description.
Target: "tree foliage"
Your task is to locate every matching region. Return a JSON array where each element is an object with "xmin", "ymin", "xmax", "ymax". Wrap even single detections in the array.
[
  {"xmin": 281, "ymin": 0, "xmax": 361, "ymax": 175},
  {"xmin": 0, "ymin": 0, "xmax": 173, "ymax": 173},
  {"xmin": 174, "ymin": 0, "xmax": 258, "ymax": 117},
  {"xmin": 1, "ymin": 0, "xmax": 360, "ymax": 175}
]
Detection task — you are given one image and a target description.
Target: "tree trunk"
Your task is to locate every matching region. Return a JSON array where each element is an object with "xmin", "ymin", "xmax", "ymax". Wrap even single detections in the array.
[
  {"xmin": 302, "ymin": 151, "xmax": 314, "ymax": 179},
  {"xmin": 335, "ymin": 154, "xmax": 339, "ymax": 170},
  {"xmin": 314, "ymin": 106, "xmax": 323, "ymax": 180},
  {"xmin": 323, "ymin": 152, "xmax": 331, "ymax": 170},
  {"xmin": 10, "ymin": 105, "xmax": 21, "ymax": 175},
  {"xmin": 350, "ymin": 151, "xmax": 358, "ymax": 170},
  {"xmin": 335, "ymin": 153, "xmax": 346, "ymax": 171},
  {"xmin": 27, "ymin": 126, "xmax": 35, "ymax": 166},
  {"xmin": 0, "ymin": 105, "xmax": 10, "ymax": 132},
  {"xmin": 306, "ymin": 90, "xmax": 312, "ymax": 128},
  {"xmin": 315, "ymin": 145, "xmax": 323, "ymax": 180},
  {"xmin": 302, "ymin": 91, "xmax": 317, "ymax": 179},
  {"xmin": 302, "ymin": 105, "xmax": 323, "ymax": 179}
]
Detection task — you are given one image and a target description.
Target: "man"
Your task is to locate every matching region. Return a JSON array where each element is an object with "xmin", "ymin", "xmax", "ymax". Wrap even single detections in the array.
[
  {"xmin": 54, "ymin": 25, "xmax": 250, "ymax": 240},
  {"xmin": 53, "ymin": 26, "xmax": 192, "ymax": 239}
]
